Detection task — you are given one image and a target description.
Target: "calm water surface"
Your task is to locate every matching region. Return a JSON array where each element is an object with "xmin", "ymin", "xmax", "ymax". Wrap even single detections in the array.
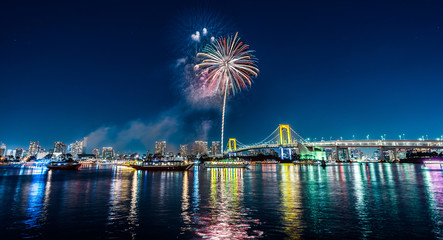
[{"xmin": 1, "ymin": 163, "xmax": 443, "ymax": 239}]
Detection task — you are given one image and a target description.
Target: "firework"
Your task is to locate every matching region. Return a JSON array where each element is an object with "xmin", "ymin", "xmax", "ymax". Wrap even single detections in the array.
[{"xmin": 195, "ymin": 33, "xmax": 259, "ymax": 154}]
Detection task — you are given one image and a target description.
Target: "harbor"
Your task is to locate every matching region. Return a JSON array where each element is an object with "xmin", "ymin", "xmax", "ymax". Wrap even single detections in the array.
[{"xmin": 1, "ymin": 163, "xmax": 442, "ymax": 239}]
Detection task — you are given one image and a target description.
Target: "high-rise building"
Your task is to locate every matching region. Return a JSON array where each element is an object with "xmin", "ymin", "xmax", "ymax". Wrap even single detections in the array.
[
  {"xmin": 0, "ymin": 143, "xmax": 6, "ymax": 157},
  {"xmin": 179, "ymin": 144, "xmax": 188, "ymax": 157},
  {"xmin": 102, "ymin": 147, "xmax": 114, "ymax": 160},
  {"xmin": 82, "ymin": 137, "xmax": 88, "ymax": 153},
  {"xmin": 211, "ymin": 141, "xmax": 220, "ymax": 156},
  {"xmin": 28, "ymin": 141, "xmax": 39, "ymax": 156},
  {"xmin": 92, "ymin": 148, "xmax": 100, "ymax": 158},
  {"xmin": 6, "ymin": 149, "xmax": 15, "ymax": 157},
  {"xmin": 70, "ymin": 138, "xmax": 87, "ymax": 156},
  {"xmin": 15, "ymin": 148, "xmax": 24, "ymax": 159},
  {"xmin": 192, "ymin": 141, "xmax": 208, "ymax": 155},
  {"xmin": 53, "ymin": 142, "xmax": 66, "ymax": 154},
  {"xmin": 67, "ymin": 143, "xmax": 73, "ymax": 154},
  {"xmin": 155, "ymin": 141, "xmax": 166, "ymax": 156}
]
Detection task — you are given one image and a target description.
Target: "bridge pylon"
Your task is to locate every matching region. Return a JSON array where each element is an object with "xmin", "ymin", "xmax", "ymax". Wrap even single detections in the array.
[
  {"xmin": 279, "ymin": 124, "xmax": 291, "ymax": 145},
  {"xmin": 228, "ymin": 138, "xmax": 237, "ymax": 152}
]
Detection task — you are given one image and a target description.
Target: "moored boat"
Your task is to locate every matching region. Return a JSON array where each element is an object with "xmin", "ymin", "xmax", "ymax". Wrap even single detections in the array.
[
  {"xmin": 47, "ymin": 161, "xmax": 81, "ymax": 170},
  {"xmin": 130, "ymin": 160, "xmax": 193, "ymax": 171},
  {"xmin": 203, "ymin": 159, "xmax": 250, "ymax": 168},
  {"xmin": 251, "ymin": 160, "xmax": 279, "ymax": 164}
]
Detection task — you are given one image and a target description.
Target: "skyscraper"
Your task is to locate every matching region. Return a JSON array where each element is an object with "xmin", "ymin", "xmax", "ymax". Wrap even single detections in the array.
[
  {"xmin": 179, "ymin": 144, "xmax": 188, "ymax": 157},
  {"xmin": 0, "ymin": 143, "xmax": 6, "ymax": 157},
  {"xmin": 82, "ymin": 137, "xmax": 88, "ymax": 153},
  {"xmin": 92, "ymin": 148, "xmax": 100, "ymax": 158},
  {"xmin": 102, "ymin": 147, "xmax": 114, "ymax": 160},
  {"xmin": 28, "ymin": 141, "xmax": 39, "ymax": 156},
  {"xmin": 211, "ymin": 141, "xmax": 220, "ymax": 156},
  {"xmin": 53, "ymin": 142, "xmax": 66, "ymax": 154},
  {"xmin": 69, "ymin": 138, "xmax": 87, "ymax": 156},
  {"xmin": 155, "ymin": 141, "xmax": 166, "ymax": 156},
  {"xmin": 15, "ymin": 148, "xmax": 24, "ymax": 160}
]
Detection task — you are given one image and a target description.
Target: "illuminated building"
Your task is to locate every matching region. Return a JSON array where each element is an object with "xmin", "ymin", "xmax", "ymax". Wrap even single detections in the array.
[
  {"xmin": 211, "ymin": 141, "xmax": 220, "ymax": 156},
  {"xmin": 70, "ymin": 137, "xmax": 87, "ymax": 156},
  {"xmin": 53, "ymin": 141, "xmax": 66, "ymax": 154},
  {"xmin": 350, "ymin": 148, "xmax": 362, "ymax": 160},
  {"xmin": 102, "ymin": 147, "xmax": 114, "ymax": 160},
  {"xmin": 155, "ymin": 141, "xmax": 166, "ymax": 156},
  {"xmin": 15, "ymin": 148, "xmax": 24, "ymax": 159},
  {"xmin": 0, "ymin": 143, "xmax": 6, "ymax": 157},
  {"xmin": 179, "ymin": 144, "xmax": 188, "ymax": 157},
  {"xmin": 92, "ymin": 148, "xmax": 100, "ymax": 158},
  {"xmin": 6, "ymin": 149, "xmax": 15, "ymax": 157},
  {"xmin": 28, "ymin": 141, "xmax": 39, "ymax": 156}
]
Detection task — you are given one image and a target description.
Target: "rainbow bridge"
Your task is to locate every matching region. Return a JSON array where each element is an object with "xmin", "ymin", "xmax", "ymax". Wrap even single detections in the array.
[{"xmin": 225, "ymin": 124, "xmax": 443, "ymax": 161}]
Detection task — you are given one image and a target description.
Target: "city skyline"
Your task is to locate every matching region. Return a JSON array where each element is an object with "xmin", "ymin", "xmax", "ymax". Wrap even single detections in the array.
[{"xmin": 1, "ymin": 1, "xmax": 443, "ymax": 152}]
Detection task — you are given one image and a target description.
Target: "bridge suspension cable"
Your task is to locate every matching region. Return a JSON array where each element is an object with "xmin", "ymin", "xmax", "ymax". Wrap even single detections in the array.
[
  {"xmin": 224, "ymin": 124, "xmax": 307, "ymax": 152},
  {"xmin": 253, "ymin": 127, "xmax": 280, "ymax": 145},
  {"xmin": 290, "ymin": 127, "xmax": 306, "ymax": 143}
]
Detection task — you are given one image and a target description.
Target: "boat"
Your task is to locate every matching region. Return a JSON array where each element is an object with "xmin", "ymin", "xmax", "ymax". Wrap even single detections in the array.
[
  {"xmin": 203, "ymin": 159, "xmax": 250, "ymax": 168},
  {"xmin": 130, "ymin": 160, "xmax": 193, "ymax": 171},
  {"xmin": 251, "ymin": 160, "xmax": 279, "ymax": 164},
  {"xmin": 293, "ymin": 160, "xmax": 320, "ymax": 165},
  {"xmin": 0, "ymin": 162, "xmax": 23, "ymax": 168},
  {"xmin": 47, "ymin": 161, "xmax": 81, "ymax": 170}
]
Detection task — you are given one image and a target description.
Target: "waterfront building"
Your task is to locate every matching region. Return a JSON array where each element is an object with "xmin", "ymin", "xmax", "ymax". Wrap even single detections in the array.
[
  {"xmin": 28, "ymin": 141, "xmax": 39, "ymax": 156},
  {"xmin": 179, "ymin": 144, "xmax": 188, "ymax": 157},
  {"xmin": 92, "ymin": 148, "xmax": 100, "ymax": 158},
  {"xmin": 102, "ymin": 147, "xmax": 114, "ymax": 160},
  {"xmin": 53, "ymin": 142, "xmax": 66, "ymax": 154},
  {"xmin": 36, "ymin": 152, "xmax": 51, "ymax": 160},
  {"xmin": 248, "ymin": 149, "xmax": 259, "ymax": 156},
  {"xmin": 350, "ymin": 148, "xmax": 362, "ymax": 160},
  {"xmin": 15, "ymin": 148, "xmax": 24, "ymax": 160},
  {"xmin": 6, "ymin": 149, "xmax": 15, "ymax": 157},
  {"xmin": 212, "ymin": 141, "xmax": 220, "ymax": 156},
  {"xmin": 155, "ymin": 141, "xmax": 166, "ymax": 156},
  {"xmin": 0, "ymin": 143, "xmax": 6, "ymax": 157},
  {"xmin": 70, "ymin": 138, "xmax": 87, "ymax": 156}
]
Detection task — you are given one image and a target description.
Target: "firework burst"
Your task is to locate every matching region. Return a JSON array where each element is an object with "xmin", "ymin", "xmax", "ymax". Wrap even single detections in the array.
[
  {"xmin": 195, "ymin": 33, "xmax": 259, "ymax": 154},
  {"xmin": 194, "ymin": 32, "xmax": 259, "ymax": 96}
]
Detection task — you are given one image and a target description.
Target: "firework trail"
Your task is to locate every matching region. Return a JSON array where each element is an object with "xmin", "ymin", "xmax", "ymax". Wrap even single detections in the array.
[{"xmin": 194, "ymin": 33, "xmax": 259, "ymax": 154}]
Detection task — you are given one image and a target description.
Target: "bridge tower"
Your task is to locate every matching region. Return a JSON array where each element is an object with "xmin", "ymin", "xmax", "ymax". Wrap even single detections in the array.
[
  {"xmin": 279, "ymin": 125, "xmax": 293, "ymax": 160},
  {"xmin": 279, "ymin": 124, "xmax": 291, "ymax": 145},
  {"xmin": 228, "ymin": 138, "xmax": 237, "ymax": 152}
]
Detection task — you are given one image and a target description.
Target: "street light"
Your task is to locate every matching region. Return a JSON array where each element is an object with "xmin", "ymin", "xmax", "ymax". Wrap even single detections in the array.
[{"xmin": 367, "ymin": 134, "xmax": 369, "ymax": 140}]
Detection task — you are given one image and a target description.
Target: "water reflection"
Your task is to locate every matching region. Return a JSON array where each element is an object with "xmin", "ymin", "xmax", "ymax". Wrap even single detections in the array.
[
  {"xmin": 423, "ymin": 165, "xmax": 443, "ymax": 238},
  {"xmin": 279, "ymin": 164, "xmax": 304, "ymax": 239},
  {"xmin": 22, "ymin": 167, "xmax": 47, "ymax": 238},
  {"xmin": 106, "ymin": 166, "xmax": 139, "ymax": 239},
  {"xmin": 2, "ymin": 163, "xmax": 443, "ymax": 239},
  {"xmin": 194, "ymin": 168, "xmax": 262, "ymax": 239}
]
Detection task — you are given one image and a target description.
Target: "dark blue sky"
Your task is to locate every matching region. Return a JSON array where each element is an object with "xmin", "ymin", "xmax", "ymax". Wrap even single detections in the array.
[{"xmin": 1, "ymin": 1, "xmax": 443, "ymax": 152}]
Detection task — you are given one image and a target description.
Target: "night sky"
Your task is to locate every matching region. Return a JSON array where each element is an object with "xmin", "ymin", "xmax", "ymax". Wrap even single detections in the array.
[{"xmin": 1, "ymin": 1, "xmax": 443, "ymax": 152}]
